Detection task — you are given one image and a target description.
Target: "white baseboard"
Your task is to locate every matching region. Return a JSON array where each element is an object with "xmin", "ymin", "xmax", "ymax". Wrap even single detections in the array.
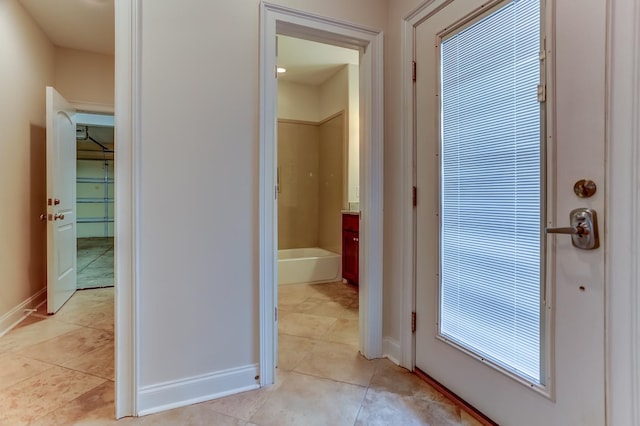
[
  {"xmin": 383, "ymin": 336, "xmax": 401, "ymax": 365},
  {"xmin": 137, "ymin": 364, "xmax": 260, "ymax": 416},
  {"xmin": 0, "ymin": 288, "xmax": 46, "ymax": 338}
]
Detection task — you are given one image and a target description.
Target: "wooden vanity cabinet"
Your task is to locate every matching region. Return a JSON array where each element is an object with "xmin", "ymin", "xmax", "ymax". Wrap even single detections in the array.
[{"xmin": 342, "ymin": 213, "xmax": 359, "ymax": 285}]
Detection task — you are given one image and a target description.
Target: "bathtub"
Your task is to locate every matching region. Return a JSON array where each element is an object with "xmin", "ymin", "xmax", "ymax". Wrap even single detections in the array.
[{"xmin": 278, "ymin": 248, "xmax": 341, "ymax": 285}]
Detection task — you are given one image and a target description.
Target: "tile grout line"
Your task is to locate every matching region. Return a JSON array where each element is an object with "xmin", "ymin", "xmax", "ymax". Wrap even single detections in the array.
[
  {"xmin": 11, "ymin": 340, "xmax": 114, "ymax": 381},
  {"xmin": 287, "ymin": 370, "xmax": 369, "ymax": 389},
  {"xmin": 77, "ymin": 249, "xmax": 108, "ymax": 273},
  {"xmin": 351, "ymin": 386, "xmax": 370, "ymax": 426}
]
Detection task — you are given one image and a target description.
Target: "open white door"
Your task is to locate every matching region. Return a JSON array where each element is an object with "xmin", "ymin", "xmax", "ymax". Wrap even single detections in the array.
[
  {"xmin": 414, "ymin": 0, "xmax": 605, "ymax": 424},
  {"xmin": 46, "ymin": 86, "xmax": 78, "ymax": 314}
]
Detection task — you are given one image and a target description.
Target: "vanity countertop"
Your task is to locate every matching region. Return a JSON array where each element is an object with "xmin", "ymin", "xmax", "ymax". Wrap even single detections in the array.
[{"xmin": 341, "ymin": 210, "xmax": 360, "ymax": 216}]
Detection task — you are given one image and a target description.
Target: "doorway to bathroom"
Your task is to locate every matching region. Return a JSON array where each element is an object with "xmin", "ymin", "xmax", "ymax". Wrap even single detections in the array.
[
  {"xmin": 260, "ymin": 3, "xmax": 384, "ymax": 387},
  {"xmin": 75, "ymin": 113, "xmax": 115, "ymax": 291},
  {"xmin": 275, "ymin": 35, "xmax": 361, "ymax": 372}
]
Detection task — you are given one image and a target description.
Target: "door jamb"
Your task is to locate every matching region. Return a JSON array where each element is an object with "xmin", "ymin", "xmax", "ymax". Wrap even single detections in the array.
[
  {"xmin": 399, "ymin": 0, "xmax": 448, "ymax": 372},
  {"xmin": 259, "ymin": 2, "xmax": 384, "ymax": 386}
]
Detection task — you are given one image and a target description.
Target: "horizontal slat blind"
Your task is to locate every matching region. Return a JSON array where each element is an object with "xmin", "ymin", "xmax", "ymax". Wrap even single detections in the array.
[{"xmin": 439, "ymin": 0, "xmax": 542, "ymax": 382}]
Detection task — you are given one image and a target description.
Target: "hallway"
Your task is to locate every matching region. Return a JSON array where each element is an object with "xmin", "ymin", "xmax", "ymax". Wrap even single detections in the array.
[{"xmin": 0, "ymin": 284, "xmax": 481, "ymax": 425}]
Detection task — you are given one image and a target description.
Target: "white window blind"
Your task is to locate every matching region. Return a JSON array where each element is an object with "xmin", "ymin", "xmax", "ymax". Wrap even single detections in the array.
[{"xmin": 439, "ymin": 0, "xmax": 542, "ymax": 383}]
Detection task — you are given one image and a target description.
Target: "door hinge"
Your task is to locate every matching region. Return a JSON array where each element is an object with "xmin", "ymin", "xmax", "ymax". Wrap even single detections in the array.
[
  {"xmin": 411, "ymin": 311, "xmax": 416, "ymax": 333},
  {"xmin": 412, "ymin": 186, "xmax": 417, "ymax": 207},
  {"xmin": 412, "ymin": 61, "xmax": 417, "ymax": 82},
  {"xmin": 537, "ymin": 84, "xmax": 546, "ymax": 102},
  {"xmin": 275, "ymin": 307, "xmax": 278, "ymax": 321}
]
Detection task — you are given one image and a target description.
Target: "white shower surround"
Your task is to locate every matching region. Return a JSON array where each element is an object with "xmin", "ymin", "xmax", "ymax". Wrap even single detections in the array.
[{"xmin": 277, "ymin": 248, "xmax": 341, "ymax": 285}]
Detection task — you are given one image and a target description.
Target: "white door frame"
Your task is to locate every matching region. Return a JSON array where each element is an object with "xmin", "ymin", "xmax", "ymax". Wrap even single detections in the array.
[
  {"xmin": 400, "ymin": 0, "xmax": 640, "ymax": 423},
  {"xmin": 114, "ymin": 0, "xmax": 140, "ymax": 418},
  {"xmin": 606, "ymin": 0, "xmax": 640, "ymax": 424},
  {"xmin": 259, "ymin": 2, "xmax": 384, "ymax": 386}
]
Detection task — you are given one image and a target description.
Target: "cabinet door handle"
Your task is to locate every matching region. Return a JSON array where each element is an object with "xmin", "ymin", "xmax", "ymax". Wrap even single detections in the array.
[{"xmin": 353, "ymin": 237, "xmax": 359, "ymax": 242}]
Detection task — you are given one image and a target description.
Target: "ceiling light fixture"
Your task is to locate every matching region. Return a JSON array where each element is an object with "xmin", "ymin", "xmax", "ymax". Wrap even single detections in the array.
[{"xmin": 277, "ymin": 67, "xmax": 287, "ymax": 74}]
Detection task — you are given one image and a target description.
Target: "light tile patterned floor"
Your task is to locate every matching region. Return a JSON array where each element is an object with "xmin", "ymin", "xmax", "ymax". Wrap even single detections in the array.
[{"xmin": 0, "ymin": 282, "xmax": 483, "ymax": 425}]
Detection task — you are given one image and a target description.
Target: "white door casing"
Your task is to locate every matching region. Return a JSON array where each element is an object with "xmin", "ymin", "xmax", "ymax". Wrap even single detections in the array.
[
  {"xmin": 259, "ymin": 2, "xmax": 384, "ymax": 386},
  {"xmin": 412, "ymin": 0, "xmax": 606, "ymax": 424},
  {"xmin": 114, "ymin": 0, "xmax": 139, "ymax": 417},
  {"xmin": 46, "ymin": 86, "xmax": 78, "ymax": 314}
]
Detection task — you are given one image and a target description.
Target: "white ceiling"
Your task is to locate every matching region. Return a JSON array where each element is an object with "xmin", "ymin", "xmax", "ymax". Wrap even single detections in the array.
[
  {"xmin": 18, "ymin": 0, "xmax": 114, "ymax": 55},
  {"xmin": 16, "ymin": 4, "xmax": 358, "ymax": 84},
  {"xmin": 277, "ymin": 36, "xmax": 359, "ymax": 86}
]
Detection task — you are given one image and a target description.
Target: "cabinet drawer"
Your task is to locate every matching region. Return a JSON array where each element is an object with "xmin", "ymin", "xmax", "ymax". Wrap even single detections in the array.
[{"xmin": 342, "ymin": 213, "xmax": 359, "ymax": 232}]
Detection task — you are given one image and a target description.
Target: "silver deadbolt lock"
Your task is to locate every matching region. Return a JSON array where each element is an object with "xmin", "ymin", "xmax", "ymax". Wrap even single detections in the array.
[{"xmin": 545, "ymin": 208, "xmax": 599, "ymax": 250}]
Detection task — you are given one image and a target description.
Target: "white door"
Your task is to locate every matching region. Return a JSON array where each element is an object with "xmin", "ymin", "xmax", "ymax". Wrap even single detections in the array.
[
  {"xmin": 414, "ymin": 0, "xmax": 605, "ymax": 424},
  {"xmin": 46, "ymin": 86, "xmax": 78, "ymax": 314}
]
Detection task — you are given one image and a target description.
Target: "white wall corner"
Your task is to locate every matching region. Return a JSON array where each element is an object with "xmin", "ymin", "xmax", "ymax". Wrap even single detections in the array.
[
  {"xmin": 137, "ymin": 364, "xmax": 259, "ymax": 417},
  {"xmin": 383, "ymin": 336, "xmax": 402, "ymax": 365},
  {"xmin": 0, "ymin": 288, "xmax": 46, "ymax": 338}
]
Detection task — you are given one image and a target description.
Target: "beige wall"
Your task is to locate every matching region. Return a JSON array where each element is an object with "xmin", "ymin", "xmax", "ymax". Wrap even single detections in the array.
[
  {"xmin": 135, "ymin": 0, "xmax": 387, "ymax": 396},
  {"xmin": 318, "ymin": 114, "xmax": 345, "ymax": 254},
  {"xmin": 319, "ymin": 65, "xmax": 359, "ymax": 204},
  {"xmin": 278, "ymin": 114, "xmax": 344, "ymax": 254},
  {"xmin": 347, "ymin": 64, "xmax": 359, "ymax": 203},
  {"xmin": 320, "ymin": 66, "xmax": 348, "ymax": 119},
  {"xmin": 0, "ymin": 0, "xmax": 55, "ymax": 325},
  {"xmin": 277, "ymin": 121, "xmax": 319, "ymax": 249},
  {"xmin": 278, "ymin": 80, "xmax": 320, "ymax": 122},
  {"xmin": 55, "ymin": 47, "xmax": 115, "ymax": 108}
]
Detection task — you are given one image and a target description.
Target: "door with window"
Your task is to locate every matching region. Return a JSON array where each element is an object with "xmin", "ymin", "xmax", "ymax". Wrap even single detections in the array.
[{"xmin": 414, "ymin": 0, "xmax": 606, "ymax": 424}]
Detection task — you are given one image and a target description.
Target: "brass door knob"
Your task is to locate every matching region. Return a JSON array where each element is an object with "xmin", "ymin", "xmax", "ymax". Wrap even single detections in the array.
[
  {"xmin": 54, "ymin": 213, "xmax": 65, "ymax": 221},
  {"xmin": 39, "ymin": 214, "xmax": 47, "ymax": 222},
  {"xmin": 573, "ymin": 179, "xmax": 597, "ymax": 198}
]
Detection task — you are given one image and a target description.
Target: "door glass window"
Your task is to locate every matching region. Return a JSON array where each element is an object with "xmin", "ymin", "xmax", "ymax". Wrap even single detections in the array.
[{"xmin": 439, "ymin": 0, "xmax": 542, "ymax": 383}]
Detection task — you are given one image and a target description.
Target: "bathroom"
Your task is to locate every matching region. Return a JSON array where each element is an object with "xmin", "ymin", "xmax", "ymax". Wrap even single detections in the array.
[
  {"xmin": 276, "ymin": 35, "xmax": 360, "ymax": 288},
  {"xmin": 275, "ymin": 35, "xmax": 362, "ymax": 366}
]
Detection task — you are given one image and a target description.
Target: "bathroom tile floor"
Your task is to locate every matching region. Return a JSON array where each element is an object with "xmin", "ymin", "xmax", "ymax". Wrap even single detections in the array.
[{"xmin": 0, "ymin": 282, "xmax": 483, "ymax": 425}]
